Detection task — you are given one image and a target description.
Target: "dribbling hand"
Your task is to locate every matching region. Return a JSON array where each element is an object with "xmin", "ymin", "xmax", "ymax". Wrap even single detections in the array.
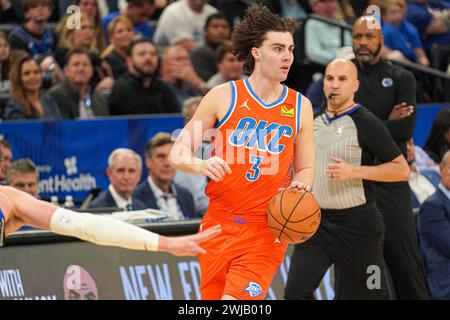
[{"xmin": 278, "ymin": 180, "xmax": 311, "ymax": 193}]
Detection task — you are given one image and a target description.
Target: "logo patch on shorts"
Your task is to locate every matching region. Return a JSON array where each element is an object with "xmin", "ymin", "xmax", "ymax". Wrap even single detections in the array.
[{"xmin": 243, "ymin": 281, "xmax": 262, "ymax": 297}]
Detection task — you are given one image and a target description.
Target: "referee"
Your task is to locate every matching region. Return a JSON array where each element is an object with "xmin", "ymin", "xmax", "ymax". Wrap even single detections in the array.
[{"xmin": 284, "ymin": 59, "xmax": 410, "ymax": 299}]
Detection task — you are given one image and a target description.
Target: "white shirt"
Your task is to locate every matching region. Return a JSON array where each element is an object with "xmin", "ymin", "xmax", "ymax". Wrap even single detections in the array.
[
  {"xmin": 153, "ymin": 0, "xmax": 218, "ymax": 50},
  {"xmin": 409, "ymin": 171, "xmax": 437, "ymax": 205},
  {"xmin": 78, "ymin": 95, "xmax": 94, "ymax": 119},
  {"xmin": 109, "ymin": 184, "xmax": 132, "ymax": 210},
  {"xmin": 148, "ymin": 177, "xmax": 184, "ymax": 220}
]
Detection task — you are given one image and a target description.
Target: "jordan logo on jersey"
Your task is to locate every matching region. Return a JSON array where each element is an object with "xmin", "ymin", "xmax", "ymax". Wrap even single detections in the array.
[
  {"xmin": 280, "ymin": 103, "xmax": 295, "ymax": 118},
  {"xmin": 229, "ymin": 117, "xmax": 293, "ymax": 154},
  {"xmin": 239, "ymin": 98, "xmax": 251, "ymax": 110}
]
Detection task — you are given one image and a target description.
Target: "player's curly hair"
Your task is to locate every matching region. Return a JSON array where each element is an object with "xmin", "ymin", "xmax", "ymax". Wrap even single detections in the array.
[{"xmin": 232, "ymin": 5, "xmax": 299, "ymax": 74}]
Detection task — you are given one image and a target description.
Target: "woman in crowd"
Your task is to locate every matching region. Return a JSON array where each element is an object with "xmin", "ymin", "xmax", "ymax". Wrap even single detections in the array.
[
  {"xmin": 424, "ymin": 108, "xmax": 450, "ymax": 163},
  {"xmin": 4, "ymin": 53, "xmax": 62, "ymax": 120},
  {"xmin": 101, "ymin": 15, "xmax": 135, "ymax": 79},
  {"xmin": 0, "ymin": 31, "xmax": 11, "ymax": 94}
]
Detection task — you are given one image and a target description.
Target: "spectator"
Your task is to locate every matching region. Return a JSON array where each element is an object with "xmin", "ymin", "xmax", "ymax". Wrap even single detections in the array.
[
  {"xmin": 304, "ymin": 0, "xmax": 352, "ymax": 65},
  {"xmin": 76, "ymin": 0, "xmax": 106, "ymax": 51},
  {"xmin": 4, "ymin": 54, "xmax": 62, "ymax": 120},
  {"xmin": 209, "ymin": 0, "xmax": 273, "ymax": 28},
  {"xmin": 408, "ymin": 138, "xmax": 440, "ymax": 209},
  {"xmin": 268, "ymin": 0, "xmax": 310, "ymax": 20},
  {"xmin": 57, "ymin": 1, "xmax": 106, "ymax": 52},
  {"xmin": 0, "ymin": 31, "xmax": 11, "ymax": 94},
  {"xmin": 424, "ymin": 108, "xmax": 450, "ymax": 164},
  {"xmin": 412, "ymin": 139, "xmax": 440, "ymax": 172},
  {"xmin": 101, "ymin": 15, "xmax": 136, "ymax": 79},
  {"xmin": 7, "ymin": 158, "xmax": 39, "ymax": 198},
  {"xmin": 8, "ymin": 0, "xmax": 55, "ymax": 58},
  {"xmin": 102, "ymin": 0, "xmax": 155, "ymax": 42},
  {"xmin": 347, "ymin": 0, "xmax": 378, "ymax": 17},
  {"xmin": 153, "ymin": 0, "xmax": 218, "ymax": 52},
  {"xmin": 0, "ymin": 138, "xmax": 12, "ymax": 185},
  {"xmin": 108, "ymin": 38, "xmax": 180, "ymax": 115},
  {"xmin": 59, "ymin": 0, "xmax": 111, "ymax": 18},
  {"xmin": 206, "ymin": 40, "xmax": 245, "ymax": 89},
  {"xmin": 159, "ymin": 44, "xmax": 207, "ymax": 105},
  {"xmin": 90, "ymin": 148, "xmax": 147, "ymax": 211},
  {"xmin": 47, "ymin": 48, "xmax": 109, "ymax": 119},
  {"xmin": 173, "ymin": 96, "xmax": 210, "ymax": 217},
  {"xmin": 380, "ymin": 0, "xmax": 430, "ymax": 66},
  {"xmin": 134, "ymin": 132, "xmax": 197, "ymax": 220},
  {"xmin": 55, "ymin": 12, "xmax": 113, "ymax": 89},
  {"xmin": 0, "ymin": 0, "xmax": 19, "ymax": 22},
  {"xmin": 406, "ymin": 0, "xmax": 450, "ymax": 52},
  {"xmin": 418, "ymin": 150, "xmax": 450, "ymax": 299},
  {"xmin": 337, "ymin": 0, "xmax": 356, "ymax": 23},
  {"xmin": 191, "ymin": 12, "xmax": 231, "ymax": 82}
]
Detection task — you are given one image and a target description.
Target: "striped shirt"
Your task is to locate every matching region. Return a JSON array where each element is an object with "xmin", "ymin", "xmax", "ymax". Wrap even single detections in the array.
[{"xmin": 313, "ymin": 105, "xmax": 401, "ymax": 210}]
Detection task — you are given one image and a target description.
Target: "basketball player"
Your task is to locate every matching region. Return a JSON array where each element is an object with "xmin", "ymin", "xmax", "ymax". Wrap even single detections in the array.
[
  {"xmin": 169, "ymin": 6, "xmax": 315, "ymax": 300},
  {"xmin": 0, "ymin": 158, "xmax": 220, "ymax": 256},
  {"xmin": 284, "ymin": 59, "xmax": 410, "ymax": 299}
]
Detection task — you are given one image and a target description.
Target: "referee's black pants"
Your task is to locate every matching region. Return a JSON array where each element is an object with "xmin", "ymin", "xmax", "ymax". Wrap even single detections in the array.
[{"xmin": 284, "ymin": 204, "xmax": 388, "ymax": 300}]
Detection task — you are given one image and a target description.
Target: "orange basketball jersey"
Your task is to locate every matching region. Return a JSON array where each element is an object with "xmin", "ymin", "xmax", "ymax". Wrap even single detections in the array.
[{"xmin": 205, "ymin": 79, "xmax": 302, "ymax": 223}]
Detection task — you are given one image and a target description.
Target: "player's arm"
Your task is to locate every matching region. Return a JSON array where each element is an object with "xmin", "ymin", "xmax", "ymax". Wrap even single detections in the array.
[
  {"xmin": 291, "ymin": 96, "xmax": 315, "ymax": 190},
  {"xmin": 2, "ymin": 186, "xmax": 220, "ymax": 256},
  {"xmin": 169, "ymin": 83, "xmax": 232, "ymax": 182}
]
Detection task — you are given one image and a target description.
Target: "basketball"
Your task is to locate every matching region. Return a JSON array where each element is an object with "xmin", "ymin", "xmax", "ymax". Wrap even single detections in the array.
[{"xmin": 267, "ymin": 188, "xmax": 321, "ymax": 244}]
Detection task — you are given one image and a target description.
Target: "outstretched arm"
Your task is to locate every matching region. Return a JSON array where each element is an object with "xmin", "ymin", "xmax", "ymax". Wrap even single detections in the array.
[{"xmin": 2, "ymin": 186, "xmax": 220, "ymax": 256}]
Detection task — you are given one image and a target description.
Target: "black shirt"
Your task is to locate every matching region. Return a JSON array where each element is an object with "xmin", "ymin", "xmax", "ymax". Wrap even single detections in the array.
[
  {"xmin": 355, "ymin": 59, "xmax": 417, "ymax": 158},
  {"xmin": 103, "ymin": 51, "xmax": 127, "ymax": 80},
  {"xmin": 109, "ymin": 72, "xmax": 181, "ymax": 115}
]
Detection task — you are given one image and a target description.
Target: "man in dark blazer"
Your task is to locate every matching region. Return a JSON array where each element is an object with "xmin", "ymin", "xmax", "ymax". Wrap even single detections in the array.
[
  {"xmin": 134, "ymin": 132, "xmax": 197, "ymax": 220},
  {"xmin": 418, "ymin": 150, "xmax": 450, "ymax": 299},
  {"xmin": 90, "ymin": 148, "xmax": 146, "ymax": 211},
  {"xmin": 48, "ymin": 48, "xmax": 109, "ymax": 119}
]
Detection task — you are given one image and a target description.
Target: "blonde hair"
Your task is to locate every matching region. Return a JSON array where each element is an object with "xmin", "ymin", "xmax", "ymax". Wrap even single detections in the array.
[
  {"xmin": 101, "ymin": 15, "xmax": 135, "ymax": 59},
  {"xmin": 58, "ymin": 13, "xmax": 103, "ymax": 52}
]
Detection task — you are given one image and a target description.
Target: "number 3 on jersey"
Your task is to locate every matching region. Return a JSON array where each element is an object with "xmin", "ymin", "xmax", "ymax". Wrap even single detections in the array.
[{"xmin": 246, "ymin": 155, "xmax": 264, "ymax": 182}]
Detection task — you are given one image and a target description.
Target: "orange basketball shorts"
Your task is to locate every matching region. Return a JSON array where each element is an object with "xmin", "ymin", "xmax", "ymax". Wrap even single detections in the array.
[{"xmin": 198, "ymin": 212, "xmax": 287, "ymax": 300}]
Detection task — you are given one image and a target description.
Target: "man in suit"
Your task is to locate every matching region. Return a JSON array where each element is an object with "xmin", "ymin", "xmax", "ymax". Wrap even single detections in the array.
[
  {"xmin": 48, "ymin": 48, "xmax": 109, "ymax": 119},
  {"xmin": 90, "ymin": 148, "xmax": 146, "ymax": 211},
  {"xmin": 418, "ymin": 150, "xmax": 450, "ymax": 299},
  {"xmin": 134, "ymin": 132, "xmax": 197, "ymax": 220}
]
